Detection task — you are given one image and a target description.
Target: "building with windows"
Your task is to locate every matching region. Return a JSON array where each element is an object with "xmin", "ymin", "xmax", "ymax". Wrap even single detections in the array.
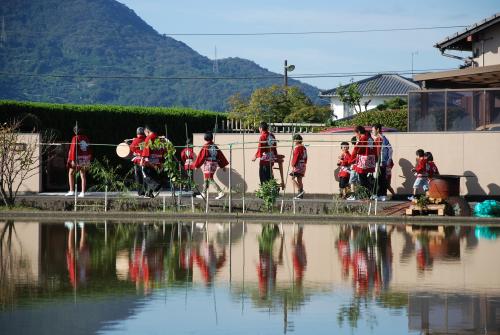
[
  {"xmin": 319, "ymin": 74, "xmax": 419, "ymax": 120},
  {"xmin": 410, "ymin": 13, "xmax": 500, "ymax": 131}
]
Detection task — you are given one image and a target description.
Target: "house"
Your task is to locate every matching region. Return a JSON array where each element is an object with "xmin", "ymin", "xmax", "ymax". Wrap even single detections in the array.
[
  {"xmin": 410, "ymin": 13, "xmax": 500, "ymax": 131},
  {"xmin": 319, "ymin": 74, "xmax": 420, "ymax": 119}
]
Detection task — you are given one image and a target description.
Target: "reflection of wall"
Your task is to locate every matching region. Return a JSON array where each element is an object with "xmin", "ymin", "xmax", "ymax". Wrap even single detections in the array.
[
  {"xmin": 194, "ymin": 132, "xmax": 500, "ymax": 195},
  {"xmin": 0, "ymin": 222, "xmax": 41, "ymax": 281},
  {"xmin": 408, "ymin": 293, "xmax": 500, "ymax": 334}
]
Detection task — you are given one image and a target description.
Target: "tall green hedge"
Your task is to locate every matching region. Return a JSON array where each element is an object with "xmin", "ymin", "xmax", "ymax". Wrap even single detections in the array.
[
  {"xmin": 0, "ymin": 100, "xmax": 225, "ymax": 145},
  {"xmin": 333, "ymin": 108, "xmax": 408, "ymax": 131}
]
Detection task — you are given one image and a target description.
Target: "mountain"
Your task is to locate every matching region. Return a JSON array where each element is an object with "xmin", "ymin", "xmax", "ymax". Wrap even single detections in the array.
[{"xmin": 0, "ymin": 0, "xmax": 322, "ymax": 111}]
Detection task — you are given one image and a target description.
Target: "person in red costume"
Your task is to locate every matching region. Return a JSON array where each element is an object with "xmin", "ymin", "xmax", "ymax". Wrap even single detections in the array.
[
  {"xmin": 141, "ymin": 125, "xmax": 163, "ymax": 198},
  {"xmin": 66, "ymin": 126, "xmax": 92, "ymax": 197},
  {"xmin": 337, "ymin": 141, "xmax": 352, "ymax": 199},
  {"xmin": 408, "ymin": 149, "xmax": 428, "ymax": 201},
  {"xmin": 252, "ymin": 122, "xmax": 281, "ymax": 186},
  {"xmin": 425, "ymin": 152, "xmax": 439, "ymax": 178},
  {"xmin": 180, "ymin": 139, "xmax": 200, "ymax": 195},
  {"xmin": 289, "ymin": 134, "xmax": 308, "ymax": 199},
  {"xmin": 348, "ymin": 125, "xmax": 376, "ymax": 198},
  {"xmin": 192, "ymin": 131, "xmax": 228, "ymax": 200},
  {"xmin": 129, "ymin": 127, "xmax": 146, "ymax": 196}
]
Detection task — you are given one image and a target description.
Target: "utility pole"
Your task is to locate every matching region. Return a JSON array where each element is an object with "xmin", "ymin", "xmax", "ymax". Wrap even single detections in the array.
[
  {"xmin": 283, "ymin": 60, "xmax": 295, "ymax": 87},
  {"xmin": 284, "ymin": 59, "xmax": 288, "ymax": 87},
  {"xmin": 411, "ymin": 51, "xmax": 418, "ymax": 77}
]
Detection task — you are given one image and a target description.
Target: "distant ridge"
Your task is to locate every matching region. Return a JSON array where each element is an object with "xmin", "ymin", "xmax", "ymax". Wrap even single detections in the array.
[{"xmin": 0, "ymin": 0, "xmax": 321, "ymax": 111}]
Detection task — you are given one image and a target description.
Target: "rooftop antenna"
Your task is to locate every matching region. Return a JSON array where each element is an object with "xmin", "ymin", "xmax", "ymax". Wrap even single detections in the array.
[
  {"xmin": 0, "ymin": 17, "xmax": 7, "ymax": 46},
  {"xmin": 213, "ymin": 46, "xmax": 219, "ymax": 74}
]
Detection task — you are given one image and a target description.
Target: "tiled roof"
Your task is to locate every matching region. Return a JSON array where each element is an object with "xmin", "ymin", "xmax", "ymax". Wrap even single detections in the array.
[
  {"xmin": 435, "ymin": 13, "xmax": 500, "ymax": 51},
  {"xmin": 319, "ymin": 74, "xmax": 420, "ymax": 97}
]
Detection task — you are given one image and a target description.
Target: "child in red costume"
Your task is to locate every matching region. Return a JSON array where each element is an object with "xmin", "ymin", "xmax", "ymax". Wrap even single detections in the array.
[
  {"xmin": 140, "ymin": 126, "xmax": 165, "ymax": 198},
  {"xmin": 252, "ymin": 121, "xmax": 280, "ymax": 186},
  {"xmin": 192, "ymin": 131, "xmax": 228, "ymax": 200},
  {"xmin": 348, "ymin": 126, "xmax": 376, "ymax": 198},
  {"xmin": 290, "ymin": 134, "xmax": 308, "ymax": 199},
  {"xmin": 409, "ymin": 149, "xmax": 428, "ymax": 201},
  {"xmin": 337, "ymin": 141, "xmax": 352, "ymax": 198},
  {"xmin": 425, "ymin": 152, "xmax": 439, "ymax": 178},
  {"xmin": 66, "ymin": 126, "xmax": 92, "ymax": 197}
]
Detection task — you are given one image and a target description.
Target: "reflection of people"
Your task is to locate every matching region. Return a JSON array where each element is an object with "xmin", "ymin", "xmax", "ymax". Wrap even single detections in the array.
[
  {"xmin": 192, "ymin": 131, "xmax": 228, "ymax": 200},
  {"xmin": 129, "ymin": 225, "xmax": 164, "ymax": 294},
  {"xmin": 141, "ymin": 125, "xmax": 163, "ymax": 198},
  {"xmin": 292, "ymin": 226, "xmax": 307, "ymax": 286},
  {"xmin": 290, "ymin": 134, "xmax": 308, "ymax": 199},
  {"xmin": 65, "ymin": 126, "xmax": 92, "ymax": 197},
  {"xmin": 257, "ymin": 224, "xmax": 283, "ymax": 298},
  {"xmin": 193, "ymin": 241, "xmax": 226, "ymax": 285},
  {"xmin": 65, "ymin": 221, "xmax": 90, "ymax": 288},
  {"xmin": 129, "ymin": 127, "xmax": 146, "ymax": 196}
]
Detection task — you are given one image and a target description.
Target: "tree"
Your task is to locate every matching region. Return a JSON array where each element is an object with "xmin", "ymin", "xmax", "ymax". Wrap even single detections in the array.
[
  {"xmin": 0, "ymin": 121, "xmax": 53, "ymax": 207},
  {"xmin": 227, "ymin": 85, "xmax": 329, "ymax": 125},
  {"xmin": 336, "ymin": 80, "xmax": 378, "ymax": 114}
]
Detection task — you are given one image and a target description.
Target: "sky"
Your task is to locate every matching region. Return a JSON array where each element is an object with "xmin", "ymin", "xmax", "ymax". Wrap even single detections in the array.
[{"xmin": 118, "ymin": 0, "xmax": 499, "ymax": 90}]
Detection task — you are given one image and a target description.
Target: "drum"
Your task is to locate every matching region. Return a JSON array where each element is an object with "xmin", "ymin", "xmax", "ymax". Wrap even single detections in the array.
[{"xmin": 116, "ymin": 142, "xmax": 132, "ymax": 159}]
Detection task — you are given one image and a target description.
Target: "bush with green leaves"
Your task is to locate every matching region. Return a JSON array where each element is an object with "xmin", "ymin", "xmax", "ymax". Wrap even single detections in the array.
[
  {"xmin": 255, "ymin": 179, "xmax": 281, "ymax": 212},
  {"xmin": 328, "ymin": 97, "xmax": 408, "ymax": 131}
]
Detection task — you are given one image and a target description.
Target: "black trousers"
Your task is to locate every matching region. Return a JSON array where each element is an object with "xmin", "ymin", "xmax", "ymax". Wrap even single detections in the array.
[
  {"xmin": 376, "ymin": 166, "xmax": 388, "ymax": 197},
  {"xmin": 358, "ymin": 173, "xmax": 371, "ymax": 192},
  {"xmin": 134, "ymin": 165, "xmax": 145, "ymax": 195},
  {"xmin": 142, "ymin": 166, "xmax": 161, "ymax": 194},
  {"xmin": 259, "ymin": 164, "xmax": 273, "ymax": 184}
]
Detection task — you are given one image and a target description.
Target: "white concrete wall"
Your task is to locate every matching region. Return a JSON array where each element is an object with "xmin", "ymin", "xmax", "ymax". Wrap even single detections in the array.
[{"xmin": 193, "ymin": 131, "xmax": 500, "ymax": 196}]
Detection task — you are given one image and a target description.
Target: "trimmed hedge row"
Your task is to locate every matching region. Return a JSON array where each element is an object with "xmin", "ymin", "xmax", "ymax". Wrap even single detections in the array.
[
  {"xmin": 333, "ymin": 108, "xmax": 408, "ymax": 131},
  {"xmin": 0, "ymin": 100, "xmax": 226, "ymax": 145}
]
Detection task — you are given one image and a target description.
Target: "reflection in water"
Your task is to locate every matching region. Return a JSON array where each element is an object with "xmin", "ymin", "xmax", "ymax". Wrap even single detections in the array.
[{"xmin": 1, "ymin": 220, "xmax": 500, "ymax": 334}]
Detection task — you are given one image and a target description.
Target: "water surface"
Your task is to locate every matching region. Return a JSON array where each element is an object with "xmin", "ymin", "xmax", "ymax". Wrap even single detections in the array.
[{"xmin": 1, "ymin": 220, "xmax": 499, "ymax": 334}]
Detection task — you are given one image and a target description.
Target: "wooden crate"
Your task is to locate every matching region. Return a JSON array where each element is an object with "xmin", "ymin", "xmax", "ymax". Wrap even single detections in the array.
[{"xmin": 405, "ymin": 204, "xmax": 446, "ymax": 216}]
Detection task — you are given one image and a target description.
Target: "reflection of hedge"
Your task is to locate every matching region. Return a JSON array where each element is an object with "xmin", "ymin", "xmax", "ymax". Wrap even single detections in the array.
[
  {"xmin": 333, "ymin": 108, "xmax": 408, "ymax": 131},
  {"xmin": 0, "ymin": 100, "xmax": 225, "ymax": 144}
]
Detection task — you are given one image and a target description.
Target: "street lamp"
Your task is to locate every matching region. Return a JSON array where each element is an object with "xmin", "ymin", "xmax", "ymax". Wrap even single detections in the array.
[{"xmin": 284, "ymin": 59, "xmax": 295, "ymax": 87}]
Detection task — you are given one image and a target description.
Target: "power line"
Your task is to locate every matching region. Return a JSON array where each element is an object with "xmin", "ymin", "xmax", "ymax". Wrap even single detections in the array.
[
  {"xmin": 0, "ymin": 68, "xmax": 451, "ymax": 81},
  {"xmin": 5, "ymin": 25, "xmax": 467, "ymax": 38},
  {"xmin": 163, "ymin": 25, "xmax": 467, "ymax": 36}
]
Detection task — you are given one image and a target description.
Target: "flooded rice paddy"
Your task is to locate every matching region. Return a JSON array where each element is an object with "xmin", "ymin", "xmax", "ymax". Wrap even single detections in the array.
[{"xmin": 1, "ymin": 220, "xmax": 500, "ymax": 334}]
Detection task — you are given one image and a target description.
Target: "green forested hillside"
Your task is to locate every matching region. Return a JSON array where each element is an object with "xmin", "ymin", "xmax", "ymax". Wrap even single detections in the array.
[{"xmin": 0, "ymin": 0, "xmax": 321, "ymax": 111}]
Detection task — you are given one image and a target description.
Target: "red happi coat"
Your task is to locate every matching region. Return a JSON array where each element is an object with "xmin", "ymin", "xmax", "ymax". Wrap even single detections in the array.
[
  {"xmin": 129, "ymin": 134, "xmax": 145, "ymax": 165},
  {"xmin": 193, "ymin": 141, "xmax": 229, "ymax": 178},
  {"xmin": 291, "ymin": 144, "xmax": 308, "ymax": 176},
  {"xmin": 338, "ymin": 151, "xmax": 352, "ymax": 178},
  {"xmin": 141, "ymin": 132, "xmax": 164, "ymax": 167},
  {"xmin": 255, "ymin": 131, "xmax": 278, "ymax": 166},
  {"xmin": 427, "ymin": 161, "xmax": 439, "ymax": 178},
  {"xmin": 180, "ymin": 147, "xmax": 197, "ymax": 171},
  {"xmin": 67, "ymin": 134, "xmax": 92, "ymax": 168},
  {"xmin": 349, "ymin": 134, "xmax": 376, "ymax": 174},
  {"xmin": 414, "ymin": 158, "xmax": 428, "ymax": 177}
]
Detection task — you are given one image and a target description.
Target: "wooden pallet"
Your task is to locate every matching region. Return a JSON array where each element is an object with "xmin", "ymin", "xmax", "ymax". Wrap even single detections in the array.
[{"xmin": 405, "ymin": 204, "xmax": 446, "ymax": 216}]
